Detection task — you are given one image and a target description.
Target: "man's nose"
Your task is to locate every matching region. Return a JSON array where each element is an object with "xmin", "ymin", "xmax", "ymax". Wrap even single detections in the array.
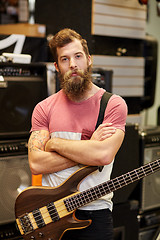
[{"xmin": 69, "ymin": 58, "xmax": 77, "ymax": 69}]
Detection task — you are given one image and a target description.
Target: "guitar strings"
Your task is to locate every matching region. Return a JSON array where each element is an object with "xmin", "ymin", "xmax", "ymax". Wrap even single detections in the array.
[
  {"xmin": 23, "ymin": 160, "xmax": 160, "ymax": 229},
  {"xmin": 29, "ymin": 199, "xmax": 71, "ymax": 225},
  {"xmin": 22, "ymin": 160, "xmax": 160, "ymax": 228},
  {"xmin": 21, "ymin": 159, "xmax": 160, "ymax": 229}
]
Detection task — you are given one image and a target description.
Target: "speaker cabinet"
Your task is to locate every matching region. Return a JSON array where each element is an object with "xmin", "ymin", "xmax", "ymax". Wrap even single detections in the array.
[
  {"xmin": 113, "ymin": 201, "xmax": 139, "ymax": 240},
  {"xmin": 139, "ymin": 226, "xmax": 160, "ymax": 240},
  {"xmin": 139, "ymin": 208, "xmax": 160, "ymax": 240},
  {"xmin": 111, "ymin": 124, "xmax": 140, "ymax": 204},
  {"xmin": 139, "ymin": 127, "xmax": 160, "ymax": 212},
  {"xmin": 0, "ymin": 63, "xmax": 47, "ymax": 139},
  {"xmin": 113, "ymin": 226, "xmax": 125, "ymax": 240},
  {"xmin": 0, "ymin": 154, "xmax": 31, "ymax": 225},
  {"xmin": 140, "ymin": 146, "xmax": 160, "ymax": 212}
]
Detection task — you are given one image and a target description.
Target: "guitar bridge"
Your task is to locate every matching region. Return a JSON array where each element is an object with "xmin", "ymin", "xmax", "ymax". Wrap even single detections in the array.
[{"xmin": 19, "ymin": 213, "xmax": 34, "ymax": 235}]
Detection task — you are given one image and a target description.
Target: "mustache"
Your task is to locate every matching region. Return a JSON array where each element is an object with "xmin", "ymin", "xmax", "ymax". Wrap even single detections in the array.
[{"xmin": 64, "ymin": 69, "xmax": 84, "ymax": 79}]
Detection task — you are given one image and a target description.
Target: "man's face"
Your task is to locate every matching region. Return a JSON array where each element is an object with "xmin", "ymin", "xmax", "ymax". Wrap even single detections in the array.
[{"xmin": 54, "ymin": 39, "xmax": 92, "ymax": 100}]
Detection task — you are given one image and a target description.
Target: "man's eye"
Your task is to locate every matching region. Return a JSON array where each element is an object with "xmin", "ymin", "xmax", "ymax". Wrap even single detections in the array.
[
  {"xmin": 62, "ymin": 58, "xmax": 68, "ymax": 62},
  {"xmin": 76, "ymin": 54, "xmax": 82, "ymax": 59}
]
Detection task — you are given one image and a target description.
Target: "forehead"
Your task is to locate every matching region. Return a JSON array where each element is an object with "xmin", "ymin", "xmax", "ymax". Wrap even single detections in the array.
[{"xmin": 57, "ymin": 38, "xmax": 85, "ymax": 57}]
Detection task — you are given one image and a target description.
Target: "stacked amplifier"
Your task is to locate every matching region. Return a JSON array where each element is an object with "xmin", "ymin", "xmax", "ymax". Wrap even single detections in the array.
[{"xmin": 0, "ymin": 62, "xmax": 48, "ymax": 239}]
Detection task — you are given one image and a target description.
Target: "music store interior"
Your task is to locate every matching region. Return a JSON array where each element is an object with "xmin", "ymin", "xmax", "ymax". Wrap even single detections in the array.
[{"xmin": 0, "ymin": 0, "xmax": 160, "ymax": 239}]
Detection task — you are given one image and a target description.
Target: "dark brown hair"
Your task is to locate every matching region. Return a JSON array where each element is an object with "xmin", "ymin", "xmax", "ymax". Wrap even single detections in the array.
[{"xmin": 49, "ymin": 28, "xmax": 90, "ymax": 63}]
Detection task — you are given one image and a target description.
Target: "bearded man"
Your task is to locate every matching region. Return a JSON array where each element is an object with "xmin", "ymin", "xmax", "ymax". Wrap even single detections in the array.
[{"xmin": 28, "ymin": 28, "xmax": 128, "ymax": 240}]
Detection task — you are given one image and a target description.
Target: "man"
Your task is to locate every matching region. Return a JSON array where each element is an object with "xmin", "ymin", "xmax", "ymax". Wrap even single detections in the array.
[{"xmin": 28, "ymin": 28, "xmax": 128, "ymax": 240}]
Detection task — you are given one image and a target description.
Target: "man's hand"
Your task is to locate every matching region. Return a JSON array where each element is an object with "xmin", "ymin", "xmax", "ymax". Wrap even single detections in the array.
[{"xmin": 91, "ymin": 123, "xmax": 116, "ymax": 141}]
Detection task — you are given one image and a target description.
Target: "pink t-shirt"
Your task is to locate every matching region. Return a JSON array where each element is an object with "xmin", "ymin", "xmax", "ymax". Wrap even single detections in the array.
[
  {"xmin": 31, "ymin": 88, "xmax": 127, "ymax": 137},
  {"xmin": 31, "ymin": 88, "xmax": 128, "ymax": 211}
]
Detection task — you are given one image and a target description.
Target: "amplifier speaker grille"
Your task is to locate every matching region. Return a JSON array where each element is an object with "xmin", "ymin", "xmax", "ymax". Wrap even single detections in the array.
[
  {"xmin": 141, "ymin": 146, "xmax": 160, "ymax": 211},
  {"xmin": 0, "ymin": 155, "xmax": 31, "ymax": 225}
]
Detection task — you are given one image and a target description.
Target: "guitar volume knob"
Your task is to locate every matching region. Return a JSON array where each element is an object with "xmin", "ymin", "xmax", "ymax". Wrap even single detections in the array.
[{"xmin": 38, "ymin": 232, "xmax": 44, "ymax": 237}]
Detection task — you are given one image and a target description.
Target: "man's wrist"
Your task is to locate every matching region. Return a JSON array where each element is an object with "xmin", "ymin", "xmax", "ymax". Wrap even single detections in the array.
[
  {"xmin": 45, "ymin": 137, "xmax": 63, "ymax": 152},
  {"xmin": 45, "ymin": 138, "xmax": 55, "ymax": 152}
]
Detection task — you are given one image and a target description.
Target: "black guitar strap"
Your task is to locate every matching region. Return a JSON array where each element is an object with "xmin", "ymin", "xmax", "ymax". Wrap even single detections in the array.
[{"xmin": 95, "ymin": 91, "xmax": 113, "ymax": 172}]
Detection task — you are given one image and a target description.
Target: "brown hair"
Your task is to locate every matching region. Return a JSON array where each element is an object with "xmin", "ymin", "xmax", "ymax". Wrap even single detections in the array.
[{"xmin": 49, "ymin": 28, "xmax": 90, "ymax": 63}]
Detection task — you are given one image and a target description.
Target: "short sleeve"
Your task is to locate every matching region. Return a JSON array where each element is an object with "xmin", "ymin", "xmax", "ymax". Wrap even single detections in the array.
[
  {"xmin": 103, "ymin": 95, "xmax": 128, "ymax": 132},
  {"xmin": 30, "ymin": 101, "xmax": 49, "ymax": 132}
]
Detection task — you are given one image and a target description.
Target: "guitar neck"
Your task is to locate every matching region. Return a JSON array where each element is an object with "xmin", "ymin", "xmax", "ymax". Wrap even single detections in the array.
[{"xmin": 64, "ymin": 159, "xmax": 160, "ymax": 212}]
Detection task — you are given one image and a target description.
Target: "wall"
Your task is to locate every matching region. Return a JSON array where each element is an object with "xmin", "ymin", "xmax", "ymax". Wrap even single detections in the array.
[{"xmin": 144, "ymin": 0, "xmax": 160, "ymax": 126}]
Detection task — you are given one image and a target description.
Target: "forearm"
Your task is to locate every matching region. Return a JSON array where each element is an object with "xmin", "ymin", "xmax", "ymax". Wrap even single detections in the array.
[
  {"xmin": 45, "ymin": 138, "xmax": 106, "ymax": 166},
  {"xmin": 28, "ymin": 130, "xmax": 77, "ymax": 175},
  {"xmin": 28, "ymin": 148, "xmax": 77, "ymax": 175},
  {"xmin": 45, "ymin": 129, "xmax": 124, "ymax": 166}
]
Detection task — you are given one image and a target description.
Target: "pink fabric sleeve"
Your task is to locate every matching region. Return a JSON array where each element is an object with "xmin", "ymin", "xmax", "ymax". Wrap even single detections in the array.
[
  {"xmin": 103, "ymin": 95, "xmax": 128, "ymax": 132},
  {"xmin": 30, "ymin": 101, "xmax": 49, "ymax": 132}
]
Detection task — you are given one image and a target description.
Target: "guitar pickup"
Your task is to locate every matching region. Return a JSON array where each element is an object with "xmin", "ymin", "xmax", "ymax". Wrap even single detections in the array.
[{"xmin": 19, "ymin": 213, "xmax": 34, "ymax": 235}]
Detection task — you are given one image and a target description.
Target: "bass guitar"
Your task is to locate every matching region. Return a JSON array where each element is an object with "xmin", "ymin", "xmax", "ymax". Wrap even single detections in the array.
[{"xmin": 15, "ymin": 159, "xmax": 160, "ymax": 240}]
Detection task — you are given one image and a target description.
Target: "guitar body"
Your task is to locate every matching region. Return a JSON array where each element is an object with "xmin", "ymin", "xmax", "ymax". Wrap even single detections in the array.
[
  {"xmin": 17, "ymin": 212, "xmax": 90, "ymax": 240},
  {"xmin": 15, "ymin": 166, "xmax": 97, "ymax": 240},
  {"xmin": 15, "ymin": 158, "xmax": 160, "ymax": 240}
]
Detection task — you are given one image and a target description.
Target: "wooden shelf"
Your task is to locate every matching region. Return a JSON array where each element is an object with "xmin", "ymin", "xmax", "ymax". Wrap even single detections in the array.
[{"xmin": 0, "ymin": 23, "xmax": 46, "ymax": 37}]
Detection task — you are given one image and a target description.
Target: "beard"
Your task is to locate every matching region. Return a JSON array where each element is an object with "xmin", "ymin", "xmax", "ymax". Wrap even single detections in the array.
[{"xmin": 58, "ymin": 66, "xmax": 92, "ymax": 101}]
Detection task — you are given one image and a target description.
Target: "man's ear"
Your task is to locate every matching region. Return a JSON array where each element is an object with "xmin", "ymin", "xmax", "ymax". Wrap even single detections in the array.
[
  {"xmin": 54, "ymin": 62, "xmax": 59, "ymax": 72},
  {"xmin": 88, "ymin": 55, "xmax": 92, "ymax": 66}
]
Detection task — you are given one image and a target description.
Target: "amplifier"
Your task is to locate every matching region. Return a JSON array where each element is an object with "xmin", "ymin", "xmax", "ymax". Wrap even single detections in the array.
[
  {"xmin": 91, "ymin": 68, "xmax": 112, "ymax": 92},
  {"xmin": 0, "ymin": 62, "xmax": 48, "ymax": 139},
  {"xmin": 111, "ymin": 124, "xmax": 140, "ymax": 204},
  {"xmin": 139, "ymin": 126, "xmax": 160, "ymax": 212},
  {"xmin": 138, "ymin": 208, "xmax": 160, "ymax": 240},
  {"xmin": 0, "ymin": 139, "xmax": 28, "ymax": 157},
  {"xmin": 0, "ymin": 221, "xmax": 22, "ymax": 240},
  {"xmin": 0, "ymin": 139, "xmax": 31, "ymax": 226}
]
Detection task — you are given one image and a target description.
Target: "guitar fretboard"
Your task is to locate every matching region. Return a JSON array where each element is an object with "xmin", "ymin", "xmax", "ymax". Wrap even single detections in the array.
[{"xmin": 64, "ymin": 159, "xmax": 160, "ymax": 212}]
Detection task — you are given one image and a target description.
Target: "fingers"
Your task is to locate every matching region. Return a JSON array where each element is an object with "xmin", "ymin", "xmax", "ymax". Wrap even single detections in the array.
[
  {"xmin": 98, "ymin": 122, "xmax": 113, "ymax": 128},
  {"xmin": 98, "ymin": 129, "xmax": 116, "ymax": 140},
  {"xmin": 98, "ymin": 126, "xmax": 116, "ymax": 140},
  {"xmin": 97, "ymin": 123, "xmax": 116, "ymax": 133},
  {"xmin": 91, "ymin": 122, "xmax": 116, "ymax": 141}
]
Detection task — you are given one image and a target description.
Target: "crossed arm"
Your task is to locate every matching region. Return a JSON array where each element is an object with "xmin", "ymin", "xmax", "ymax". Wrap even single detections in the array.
[{"xmin": 28, "ymin": 123, "xmax": 124, "ymax": 175}]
